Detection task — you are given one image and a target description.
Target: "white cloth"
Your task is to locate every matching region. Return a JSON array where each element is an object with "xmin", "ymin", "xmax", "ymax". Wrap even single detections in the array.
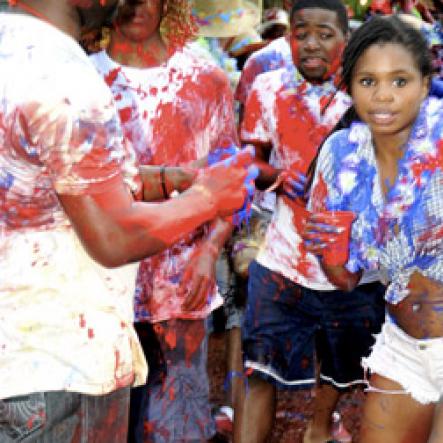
[{"xmin": 0, "ymin": 14, "xmax": 147, "ymax": 399}]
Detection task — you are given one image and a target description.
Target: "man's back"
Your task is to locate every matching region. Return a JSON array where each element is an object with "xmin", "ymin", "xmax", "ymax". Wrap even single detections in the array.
[{"xmin": 0, "ymin": 13, "xmax": 146, "ymax": 401}]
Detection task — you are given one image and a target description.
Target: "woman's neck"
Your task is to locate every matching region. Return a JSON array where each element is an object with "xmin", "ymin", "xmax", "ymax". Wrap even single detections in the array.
[
  {"xmin": 108, "ymin": 29, "xmax": 168, "ymax": 68},
  {"xmin": 373, "ymin": 128, "xmax": 413, "ymax": 164}
]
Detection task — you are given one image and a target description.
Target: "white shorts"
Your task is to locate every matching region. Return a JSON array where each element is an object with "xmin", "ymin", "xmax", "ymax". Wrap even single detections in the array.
[{"xmin": 363, "ymin": 317, "xmax": 443, "ymax": 404}]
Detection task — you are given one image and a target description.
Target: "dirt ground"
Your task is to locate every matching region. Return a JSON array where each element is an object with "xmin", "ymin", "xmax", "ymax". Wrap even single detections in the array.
[{"xmin": 208, "ymin": 332, "xmax": 365, "ymax": 443}]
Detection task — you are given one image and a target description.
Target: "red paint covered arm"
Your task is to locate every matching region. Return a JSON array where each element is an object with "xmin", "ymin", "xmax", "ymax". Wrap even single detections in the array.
[
  {"xmin": 58, "ymin": 151, "xmax": 252, "ymax": 268},
  {"xmin": 181, "ymin": 217, "xmax": 233, "ymax": 312},
  {"xmin": 138, "ymin": 165, "xmax": 197, "ymax": 201}
]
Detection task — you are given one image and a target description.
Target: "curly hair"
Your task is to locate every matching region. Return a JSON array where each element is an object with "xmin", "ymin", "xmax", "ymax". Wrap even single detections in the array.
[
  {"xmin": 161, "ymin": 0, "xmax": 197, "ymax": 53},
  {"xmin": 82, "ymin": 0, "xmax": 197, "ymax": 54}
]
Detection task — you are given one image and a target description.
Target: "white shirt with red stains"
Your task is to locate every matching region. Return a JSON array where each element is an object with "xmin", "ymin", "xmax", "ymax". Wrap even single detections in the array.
[
  {"xmin": 235, "ymin": 36, "xmax": 292, "ymax": 107},
  {"xmin": 241, "ymin": 66, "xmax": 351, "ymax": 290},
  {"xmin": 0, "ymin": 14, "xmax": 147, "ymax": 399},
  {"xmin": 91, "ymin": 48, "xmax": 238, "ymax": 322}
]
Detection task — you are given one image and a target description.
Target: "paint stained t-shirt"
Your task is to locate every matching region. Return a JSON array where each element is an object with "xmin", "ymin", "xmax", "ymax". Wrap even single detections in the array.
[
  {"xmin": 91, "ymin": 48, "xmax": 237, "ymax": 322},
  {"xmin": 236, "ymin": 37, "xmax": 292, "ymax": 213},
  {"xmin": 235, "ymin": 36, "xmax": 292, "ymax": 106},
  {"xmin": 0, "ymin": 14, "xmax": 147, "ymax": 400},
  {"xmin": 310, "ymin": 97, "xmax": 443, "ymax": 304},
  {"xmin": 241, "ymin": 67, "xmax": 351, "ymax": 290}
]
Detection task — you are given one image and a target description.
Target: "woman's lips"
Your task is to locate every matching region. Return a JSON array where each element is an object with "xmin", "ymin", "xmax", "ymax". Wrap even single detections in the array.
[{"xmin": 369, "ymin": 111, "xmax": 397, "ymax": 125}]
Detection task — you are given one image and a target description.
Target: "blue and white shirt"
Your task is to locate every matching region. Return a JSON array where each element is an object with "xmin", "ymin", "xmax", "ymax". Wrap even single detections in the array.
[{"xmin": 310, "ymin": 97, "xmax": 443, "ymax": 303}]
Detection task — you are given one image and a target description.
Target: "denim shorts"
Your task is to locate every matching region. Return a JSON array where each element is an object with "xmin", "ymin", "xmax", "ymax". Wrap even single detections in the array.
[
  {"xmin": 243, "ymin": 261, "xmax": 385, "ymax": 390},
  {"xmin": 363, "ymin": 316, "xmax": 443, "ymax": 405},
  {"xmin": 0, "ymin": 388, "xmax": 130, "ymax": 443}
]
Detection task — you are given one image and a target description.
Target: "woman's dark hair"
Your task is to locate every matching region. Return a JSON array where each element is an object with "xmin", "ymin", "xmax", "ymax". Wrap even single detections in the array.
[
  {"xmin": 290, "ymin": 0, "xmax": 349, "ymax": 35},
  {"xmin": 304, "ymin": 15, "xmax": 433, "ymax": 197},
  {"xmin": 341, "ymin": 15, "xmax": 432, "ymax": 94}
]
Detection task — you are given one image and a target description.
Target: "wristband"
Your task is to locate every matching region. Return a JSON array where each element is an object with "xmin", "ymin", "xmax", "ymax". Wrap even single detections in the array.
[{"xmin": 160, "ymin": 165, "xmax": 168, "ymax": 199}]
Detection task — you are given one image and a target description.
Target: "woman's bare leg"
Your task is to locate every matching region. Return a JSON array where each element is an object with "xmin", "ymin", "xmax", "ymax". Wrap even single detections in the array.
[
  {"xmin": 360, "ymin": 373, "xmax": 435, "ymax": 443},
  {"xmin": 428, "ymin": 401, "xmax": 443, "ymax": 443}
]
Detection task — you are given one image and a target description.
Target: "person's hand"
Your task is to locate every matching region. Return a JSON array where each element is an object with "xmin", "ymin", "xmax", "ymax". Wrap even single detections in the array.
[
  {"xmin": 266, "ymin": 170, "xmax": 306, "ymax": 200},
  {"xmin": 180, "ymin": 242, "xmax": 219, "ymax": 312},
  {"xmin": 192, "ymin": 146, "xmax": 258, "ymax": 218},
  {"xmin": 302, "ymin": 212, "xmax": 345, "ymax": 257}
]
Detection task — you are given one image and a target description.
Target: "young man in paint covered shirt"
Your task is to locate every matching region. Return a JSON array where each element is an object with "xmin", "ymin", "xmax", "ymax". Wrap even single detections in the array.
[
  {"xmin": 238, "ymin": 1, "xmax": 385, "ymax": 442},
  {"xmin": 0, "ymin": 1, "xmax": 254, "ymax": 441},
  {"xmin": 90, "ymin": 1, "xmax": 239, "ymax": 440},
  {"xmin": 235, "ymin": 0, "xmax": 294, "ymax": 111}
]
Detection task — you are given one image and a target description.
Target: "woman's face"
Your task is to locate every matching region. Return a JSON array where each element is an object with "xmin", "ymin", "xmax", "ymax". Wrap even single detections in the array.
[
  {"xmin": 351, "ymin": 43, "xmax": 429, "ymax": 140},
  {"xmin": 116, "ymin": 0, "xmax": 163, "ymax": 42}
]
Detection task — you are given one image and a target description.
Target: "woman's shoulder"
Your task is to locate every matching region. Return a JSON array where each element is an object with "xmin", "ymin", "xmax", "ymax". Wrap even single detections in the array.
[{"xmin": 319, "ymin": 122, "xmax": 372, "ymax": 166}]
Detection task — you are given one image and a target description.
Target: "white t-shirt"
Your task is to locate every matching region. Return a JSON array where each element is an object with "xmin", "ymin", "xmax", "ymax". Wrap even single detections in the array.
[
  {"xmin": 90, "ymin": 48, "xmax": 238, "ymax": 322},
  {"xmin": 242, "ymin": 66, "xmax": 351, "ymax": 290},
  {"xmin": 0, "ymin": 14, "xmax": 147, "ymax": 399}
]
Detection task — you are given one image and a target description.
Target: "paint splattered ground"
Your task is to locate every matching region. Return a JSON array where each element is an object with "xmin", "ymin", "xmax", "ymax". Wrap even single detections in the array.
[{"xmin": 208, "ymin": 331, "xmax": 365, "ymax": 443}]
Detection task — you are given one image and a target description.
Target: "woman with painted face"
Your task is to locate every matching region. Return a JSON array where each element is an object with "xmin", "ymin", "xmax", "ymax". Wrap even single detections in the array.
[
  {"xmin": 89, "ymin": 1, "xmax": 241, "ymax": 442},
  {"xmin": 304, "ymin": 15, "xmax": 443, "ymax": 443}
]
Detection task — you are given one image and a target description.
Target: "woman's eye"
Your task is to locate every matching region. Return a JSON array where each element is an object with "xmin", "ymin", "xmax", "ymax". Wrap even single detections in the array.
[
  {"xmin": 359, "ymin": 78, "xmax": 374, "ymax": 87},
  {"xmin": 393, "ymin": 78, "xmax": 407, "ymax": 87},
  {"xmin": 320, "ymin": 33, "xmax": 333, "ymax": 40}
]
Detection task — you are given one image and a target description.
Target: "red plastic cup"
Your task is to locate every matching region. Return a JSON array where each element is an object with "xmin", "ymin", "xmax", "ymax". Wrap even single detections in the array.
[{"xmin": 315, "ymin": 210, "xmax": 356, "ymax": 266}]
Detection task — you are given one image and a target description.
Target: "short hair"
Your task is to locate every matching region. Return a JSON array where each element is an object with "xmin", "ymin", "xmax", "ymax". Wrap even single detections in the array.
[{"xmin": 290, "ymin": 0, "xmax": 349, "ymax": 35}]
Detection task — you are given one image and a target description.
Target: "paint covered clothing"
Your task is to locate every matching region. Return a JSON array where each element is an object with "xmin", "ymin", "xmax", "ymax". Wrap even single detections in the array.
[
  {"xmin": 91, "ymin": 48, "xmax": 237, "ymax": 322},
  {"xmin": 235, "ymin": 36, "xmax": 292, "ymax": 106},
  {"xmin": 241, "ymin": 66, "xmax": 351, "ymax": 290},
  {"xmin": 0, "ymin": 14, "xmax": 147, "ymax": 400},
  {"xmin": 310, "ymin": 97, "xmax": 443, "ymax": 304},
  {"xmin": 236, "ymin": 37, "xmax": 292, "ymax": 213}
]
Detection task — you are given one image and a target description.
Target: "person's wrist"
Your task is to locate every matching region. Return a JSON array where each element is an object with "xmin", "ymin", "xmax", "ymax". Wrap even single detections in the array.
[
  {"xmin": 189, "ymin": 184, "xmax": 218, "ymax": 218},
  {"xmin": 159, "ymin": 165, "xmax": 169, "ymax": 199},
  {"xmin": 203, "ymin": 242, "xmax": 220, "ymax": 258}
]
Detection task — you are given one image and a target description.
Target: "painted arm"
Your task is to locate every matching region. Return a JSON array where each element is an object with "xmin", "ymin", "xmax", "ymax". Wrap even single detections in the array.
[
  {"xmin": 302, "ymin": 214, "xmax": 362, "ymax": 291},
  {"xmin": 58, "ymin": 150, "xmax": 253, "ymax": 268},
  {"xmin": 243, "ymin": 140, "xmax": 280, "ymax": 189},
  {"xmin": 241, "ymin": 140, "xmax": 307, "ymax": 201},
  {"xmin": 138, "ymin": 165, "xmax": 197, "ymax": 201},
  {"xmin": 180, "ymin": 217, "xmax": 233, "ymax": 312}
]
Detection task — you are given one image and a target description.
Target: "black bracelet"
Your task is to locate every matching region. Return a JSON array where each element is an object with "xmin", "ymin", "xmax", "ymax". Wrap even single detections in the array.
[{"xmin": 160, "ymin": 165, "xmax": 168, "ymax": 199}]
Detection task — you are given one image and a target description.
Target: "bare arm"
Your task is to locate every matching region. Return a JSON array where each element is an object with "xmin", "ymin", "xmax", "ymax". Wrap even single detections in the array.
[
  {"xmin": 319, "ymin": 263, "xmax": 362, "ymax": 292},
  {"xmin": 243, "ymin": 140, "xmax": 282, "ymax": 190},
  {"xmin": 58, "ymin": 149, "xmax": 253, "ymax": 268},
  {"xmin": 138, "ymin": 165, "xmax": 197, "ymax": 201},
  {"xmin": 181, "ymin": 217, "xmax": 233, "ymax": 311}
]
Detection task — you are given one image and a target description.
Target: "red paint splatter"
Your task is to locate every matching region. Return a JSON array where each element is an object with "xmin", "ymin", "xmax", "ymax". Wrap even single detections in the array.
[
  {"xmin": 118, "ymin": 106, "xmax": 132, "ymax": 124},
  {"xmin": 169, "ymin": 386, "xmax": 175, "ymax": 401},
  {"xmin": 79, "ymin": 314, "xmax": 86, "ymax": 328},
  {"xmin": 104, "ymin": 67, "xmax": 121, "ymax": 87}
]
